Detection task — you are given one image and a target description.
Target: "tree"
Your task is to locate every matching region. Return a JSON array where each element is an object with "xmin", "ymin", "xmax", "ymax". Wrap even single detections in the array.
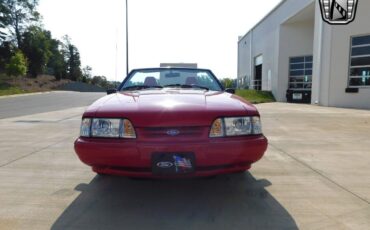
[
  {"xmin": 67, "ymin": 44, "xmax": 82, "ymax": 81},
  {"xmin": 91, "ymin": 75, "xmax": 108, "ymax": 88},
  {"xmin": 1, "ymin": 1, "xmax": 87, "ymax": 83},
  {"xmin": 0, "ymin": 41, "xmax": 13, "ymax": 70},
  {"xmin": 1, "ymin": 0, "xmax": 40, "ymax": 47},
  {"xmin": 82, "ymin": 65, "xmax": 92, "ymax": 83},
  {"xmin": 47, "ymin": 38, "xmax": 66, "ymax": 80},
  {"xmin": 61, "ymin": 36, "xmax": 82, "ymax": 81},
  {"xmin": 20, "ymin": 26, "xmax": 52, "ymax": 77},
  {"xmin": 0, "ymin": 1, "xmax": 11, "ymax": 43},
  {"xmin": 5, "ymin": 49, "xmax": 27, "ymax": 78},
  {"xmin": 221, "ymin": 78, "xmax": 235, "ymax": 88}
]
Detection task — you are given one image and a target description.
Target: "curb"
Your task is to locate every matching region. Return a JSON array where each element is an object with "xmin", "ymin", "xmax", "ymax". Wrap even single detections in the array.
[{"xmin": 0, "ymin": 91, "xmax": 52, "ymax": 99}]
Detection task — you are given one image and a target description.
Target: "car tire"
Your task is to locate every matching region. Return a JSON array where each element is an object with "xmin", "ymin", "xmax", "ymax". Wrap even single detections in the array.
[
  {"xmin": 128, "ymin": 177, "xmax": 152, "ymax": 181},
  {"xmin": 234, "ymin": 170, "xmax": 247, "ymax": 174}
]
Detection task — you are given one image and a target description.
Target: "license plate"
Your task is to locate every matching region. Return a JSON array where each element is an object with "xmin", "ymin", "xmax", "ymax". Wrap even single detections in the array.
[
  {"xmin": 293, "ymin": 93, "xmax": 303, "ymax": 100},
  {"xmin": 152, "ymin": 153, "xmax": 195, "ymax": 174}
]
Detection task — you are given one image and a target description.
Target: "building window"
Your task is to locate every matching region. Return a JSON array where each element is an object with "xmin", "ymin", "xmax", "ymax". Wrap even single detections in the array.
[
  {"xmin": 289, "ymin": 56, "xmax": 313, "ymax": 90},
  {"xmin": 349, "ymin": 34, "xmax": 370, "ymax": 87}
]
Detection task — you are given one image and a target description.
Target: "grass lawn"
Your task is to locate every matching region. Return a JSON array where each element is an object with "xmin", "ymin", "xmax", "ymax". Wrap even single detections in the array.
[
  {"xmin": 0, "ymin": 82, "xmax": 28, "ymax": 96},
  {"xmin": 236, "ymin": 89, "xmax": 276, "ymax": 104}
]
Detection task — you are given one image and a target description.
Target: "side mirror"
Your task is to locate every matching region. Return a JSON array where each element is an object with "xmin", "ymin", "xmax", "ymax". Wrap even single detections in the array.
[
  {"xmin": 225, "ymin": 88, "xmax": 235, "ymax": 94},
  {"xmin": 106, "ymin": 88, "xmax": 117, "ymax": 95}
]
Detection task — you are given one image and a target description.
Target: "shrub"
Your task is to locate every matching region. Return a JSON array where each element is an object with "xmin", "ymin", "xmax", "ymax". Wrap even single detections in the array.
[{"xmin": 5, "ymin": 50, "xmax": 28, "ymax": 78}]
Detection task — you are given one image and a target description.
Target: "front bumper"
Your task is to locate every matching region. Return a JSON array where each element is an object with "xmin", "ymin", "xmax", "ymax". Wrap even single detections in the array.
[{"xmin": 74, "ymin": 135, "xmax": 268, "ymax": 178}]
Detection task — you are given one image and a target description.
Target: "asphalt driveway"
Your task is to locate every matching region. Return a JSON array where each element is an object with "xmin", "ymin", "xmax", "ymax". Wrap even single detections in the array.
[
  {"xmin": 0, "ymin": 91, "xmax": 104, "ymax": 119},
  {"xmin": 0, "ymin": 101, "xmax": 369, "ymax": 229}
]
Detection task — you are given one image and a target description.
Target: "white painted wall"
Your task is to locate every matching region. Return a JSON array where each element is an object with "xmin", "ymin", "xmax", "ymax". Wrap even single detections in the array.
[
  {"xmin": 313, "ymin": 0, "xmax": 370, "ymax": 109},
  {"xmin": 278, "ymin": 19, "xmax": 315, "ymax": 101},
  {"xmin": 237, "ymin": 0, "xmax": 314, "ymax": 100},
  {"xmin": 237, "ymin": 34, "xmax": 252, "ymax": 88},
  {"xmin": 312, "ymin": 2, "xmax": 332, "ymax": 107}
]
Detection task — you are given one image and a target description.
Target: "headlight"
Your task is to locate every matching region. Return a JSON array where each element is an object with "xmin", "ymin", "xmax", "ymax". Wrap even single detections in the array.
[
  {"xmin": 80, "ymin": 118, "xmax": 136, "ymax": 138},
  {"xmin": 209, "ymin": 116, "xmax": 263, "ymax": 137},
  {"xmin": 225, "ymin": 117, "xmax": 252, "ymax": 136},
  {"xmin": 92, "ymin": 118, "xmax": 121, "ymax": 138}
]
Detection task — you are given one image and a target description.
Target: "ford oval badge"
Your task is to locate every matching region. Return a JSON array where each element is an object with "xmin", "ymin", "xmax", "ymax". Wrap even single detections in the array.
[
  {"xmin": 166, "ymin": 129, "xmax": 180, "ymax": 136},
  {"xmin": 157, "ymin": 162, "xmax": 174, "ymax": 168}
]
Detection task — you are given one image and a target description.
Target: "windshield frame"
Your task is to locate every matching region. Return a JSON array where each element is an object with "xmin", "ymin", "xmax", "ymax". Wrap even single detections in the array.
[{"xmin": 118, "ymin": 68, "xmax": 225, "ymax": 92}]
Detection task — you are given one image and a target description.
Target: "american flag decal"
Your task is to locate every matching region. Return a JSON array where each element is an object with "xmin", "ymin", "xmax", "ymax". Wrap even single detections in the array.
[
  {"xmin": 319, "ymin": 0, "xmax": 359, "ymax": 25},
  {"xmin": 173, "ymin": 155, "xmax": 192, "ymax": 172}
]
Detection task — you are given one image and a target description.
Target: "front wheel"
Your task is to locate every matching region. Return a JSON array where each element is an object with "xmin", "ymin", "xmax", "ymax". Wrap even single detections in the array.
[{"xmin": 234, "ymin": 170, "xmax": 247, "ymax": 174}]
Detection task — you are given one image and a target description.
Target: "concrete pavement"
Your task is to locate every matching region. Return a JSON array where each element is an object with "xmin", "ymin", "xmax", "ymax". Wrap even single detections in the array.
[
  {"xmin": 258, "ymin": 103, "xmax": 370, "ymax": 229},
  {"xmin": 0, "ymin": 103, "xmax": 369, "ymax": 229}
]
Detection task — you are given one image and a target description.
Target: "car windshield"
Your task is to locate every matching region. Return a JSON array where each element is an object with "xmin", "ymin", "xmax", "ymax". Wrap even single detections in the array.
[{"xmin": 120, "ymin": 69, "xmax": 223, "ymax": 91}]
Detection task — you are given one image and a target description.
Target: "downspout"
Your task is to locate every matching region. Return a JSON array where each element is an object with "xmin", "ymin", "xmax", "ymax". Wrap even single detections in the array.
[
  {"xmin": 250, "ymin": 29, "xmax": 253, "ymax": 88},
  {"xmin": 314, "ymin": 14, "xmax": 324, "ymax": 104}
]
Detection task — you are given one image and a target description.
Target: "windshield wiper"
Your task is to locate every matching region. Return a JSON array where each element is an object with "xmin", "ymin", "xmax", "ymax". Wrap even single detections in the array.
[
  {"xmin": 163, "ymin": 84, "xmax": 209, "ymax": 91},
  {"xmin": 121, "ymin": 85, "xmax": 163, "ymax": 91}
]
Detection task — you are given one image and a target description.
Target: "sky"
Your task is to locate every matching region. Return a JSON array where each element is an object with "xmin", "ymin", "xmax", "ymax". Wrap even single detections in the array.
[{"xmin": 38, "ymin": 0, "xmax": 282, "ymax": 81}]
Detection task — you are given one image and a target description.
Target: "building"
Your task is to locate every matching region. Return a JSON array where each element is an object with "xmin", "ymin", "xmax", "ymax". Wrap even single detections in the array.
[
  {"xmin": 237, "ymin": 0, "xmax": 370, "ymax": 109},
  {"xmin": 160, "ymin": 63, "xmax": 198, "ymax": 68}
]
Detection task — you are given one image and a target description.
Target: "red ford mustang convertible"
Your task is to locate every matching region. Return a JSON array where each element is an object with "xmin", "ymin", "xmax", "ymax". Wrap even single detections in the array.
[{"xmin": 74, "ymin": 68, "xmax": 268, "ymax": 178}]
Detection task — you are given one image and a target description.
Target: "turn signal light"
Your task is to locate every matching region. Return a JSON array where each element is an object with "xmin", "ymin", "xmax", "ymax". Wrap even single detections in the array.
[
  {"xmin": 209, "ymin": 118, "xmax": 225, "ymax": 137},
  {"xmin": 122, "ymin": 119, "xmax": 136, "ymax": 138}
]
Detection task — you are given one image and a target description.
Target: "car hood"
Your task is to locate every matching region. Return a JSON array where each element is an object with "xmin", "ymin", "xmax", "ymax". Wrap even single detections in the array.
[{"xmin": 84, "ymin": 89, "xmax": 258, "ymax": 127}]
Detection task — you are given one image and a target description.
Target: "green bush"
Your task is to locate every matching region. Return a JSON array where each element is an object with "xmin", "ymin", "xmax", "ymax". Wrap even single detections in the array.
[
  {"xmin": 236, "ymin": 89, "xmax": 276, "ymax": 104},
  {"xmin": 5, "ymin": 50, "xmax": 28, "ymax": 78},
  {"xmin": 0, "ymin": 82, "xmax": 26, "ymax": 96}
]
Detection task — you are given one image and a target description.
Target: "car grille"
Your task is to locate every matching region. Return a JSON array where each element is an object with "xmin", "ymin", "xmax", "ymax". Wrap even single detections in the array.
[{"xmin": 137, "ymin": 126, "xmax": 208, "ymax": 140}]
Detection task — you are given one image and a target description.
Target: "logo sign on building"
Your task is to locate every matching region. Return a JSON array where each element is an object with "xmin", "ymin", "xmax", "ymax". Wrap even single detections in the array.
[{"xmin": 319, "ymin": 0, "xmax": 359, "ymax": 25}]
